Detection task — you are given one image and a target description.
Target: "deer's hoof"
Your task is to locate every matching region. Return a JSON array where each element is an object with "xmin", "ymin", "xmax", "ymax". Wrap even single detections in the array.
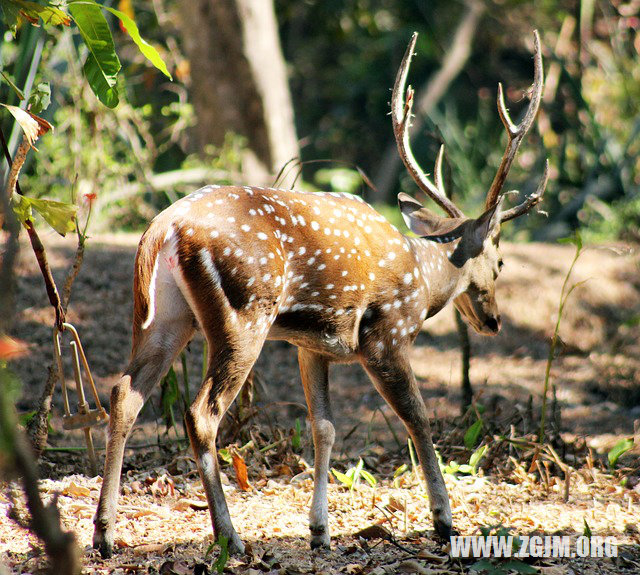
[
  {"xmin": 310, "ymin": 525, "xmax": 331, "ymax": 550},
  {"xmin": 228, "ymin": 534, "xmax": 246, "ymax": 556},
  {"xmin": 433, "ymin": 517, "xmax": 453, "ymax": 541},
  {"xmin": 92, "ymin": 528, "xmax": 114, "ymax": 559}
]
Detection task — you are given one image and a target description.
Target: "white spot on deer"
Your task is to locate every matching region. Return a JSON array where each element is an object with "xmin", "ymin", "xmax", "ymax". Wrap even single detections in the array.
[
  {"xmin": 298, "ymin": 215, "xmax": 306, "ymax": 226},
  {"xmin": 201, "ymin": 249, "xmax": 222, "ymax": 285},
  {"xmin": 263, "ymin": 273, "xmax": 272, "ymax": 282},
  {"xmin": 376, "ymin": 341, "xmax": 384, "ymax": 352},
  {"xmin": 393, "ymin": 300, "xmax": 402, "ymax": 308},
  {"xmin": 311, "ymin": 221, "xmax": 320, "ymax": 231},
  {"xmin": 235, "ymin": 249, "xmax": 243, "ymax": 257},
  {"xmin": 341, "ymin": 270, "xmax": 348, "ymax": 277},
  {"xmin": 324, "ymin": 228, "xmax": 331, "ymax": 235},
  {"xmin": 141, "ymin": 255, "xmax": 160, "ymax": 330},
  {"xmin": 247, "ymin": 277, "xmax": 255, "ymax": 287},
  {"xmin": 241, "ymin": 224, "xmax": 251, "ymax": 232},
  {"xmin": 257, "ymin": 232, "xmax": 268, "ymax": 240},
  {"xmin": 403, "ymin": 273, "xmax": 413, "ymax": 285},
  {"xmin": 318, "ymin": 264, "xmax": 326, "ymax": 271},
  {"xmin": 307, "ymin": 257, "xmax": 316, "ymax": 265},
  {"xmin": 326, "ymin": 283, "xmax": 334, "ymax": 290},
  {"xmin": 378, "ymin": 259, "xmax": 386, "ymax": 267},
  {"xmin": 186, "ymin": 228, "xmax": 194, "ymax": 236},
  {"xmin": 311, "ymin": 291, "xmax": 319, "ymax": 297},
  {"xmin": 369, "ymin": 272, "xmax": 375, "ymax": 281},
  {"xmin": 387, "ymin": 251, "xmax": 396, "ymax": 260},
  {"xmin": 227, "ymin": 217, "xmax": 235, "ymax": 223},
  {"xmin": 223, "ymin": 247, "xmax": 231, "ymax": 256}
]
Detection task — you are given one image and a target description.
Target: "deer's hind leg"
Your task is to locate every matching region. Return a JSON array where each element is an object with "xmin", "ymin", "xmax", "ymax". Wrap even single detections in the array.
[
  {"xmin": 184, "ymin": 330, "xmax": 266, "ymax": 555},
  {"xmin": 298, "ymin": 348, "xmax": 334, "ymax": 549},
  {"xmin": 94, "ymin": 274, "xmax": 195, "ymax": 558}
]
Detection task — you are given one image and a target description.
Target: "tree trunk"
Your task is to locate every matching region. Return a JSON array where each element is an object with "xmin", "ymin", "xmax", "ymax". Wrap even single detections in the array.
[{"xmin": 178, "ymin": 0, "xmax": 299, "ymax": 183}]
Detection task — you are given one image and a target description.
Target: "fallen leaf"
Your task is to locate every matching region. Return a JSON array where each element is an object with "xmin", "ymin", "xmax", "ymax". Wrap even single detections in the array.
[
  {"xmin": 396, "ymin": 560, "xmax": 433, "ymax": 574},
  {"xmin": 159, "ymin": 560, "xmax": 191, "ymax": 575},
  {"xmin": 344, "ymin": 564, "xmax": 363, "ymax": 574},
  {"xmin": 62, "ymin": 481, "xmax": 91, "ymax": 498},
  {"xmin": 387, "ymin": 495, "xmax": 406, "ymax": 512},
  {"xmin": 133, "ymin": 543, "xmax": 168, "ymax": 555},
  {"xmin": 416, "ymin": 548, "xmax": 447, "ymax": 562},
  {"xmin": 171, "ymin": 499, "xmax": 208, "ymax": 511},
  {"xmin": 354, "ymin": 524, "xmax": 391, "ymax": 541},
  {"xmin": 231, "ymin": 450, "xmax": 252, "ymax": 491}
]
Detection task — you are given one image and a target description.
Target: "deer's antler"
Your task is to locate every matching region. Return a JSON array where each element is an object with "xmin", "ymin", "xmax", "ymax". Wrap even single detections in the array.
[
  {"xmin": 484, "ymin": 30, "xmax": 548, "ymax": 221},
  {"xmin": 391, "ymin": 32, "xmax": 464, "ymax": 218}
]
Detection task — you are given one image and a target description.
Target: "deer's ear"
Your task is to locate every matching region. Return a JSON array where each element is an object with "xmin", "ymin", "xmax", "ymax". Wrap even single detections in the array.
[
  {"xmin": 398, "ymin": 193, "xmax": 466, "ymax": 239},
  {"xmin": 468, "ymin": 196, "xmax": 503, "ymax": 252}
]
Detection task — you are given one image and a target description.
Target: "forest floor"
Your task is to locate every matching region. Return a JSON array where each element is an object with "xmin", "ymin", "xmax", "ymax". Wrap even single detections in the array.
[{"xmin": 2, "ymin": 231, "xmax": 640, "ymax": 574}]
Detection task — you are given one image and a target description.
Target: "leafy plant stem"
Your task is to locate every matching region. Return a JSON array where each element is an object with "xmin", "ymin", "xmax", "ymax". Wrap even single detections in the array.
[{"xmin": 539, "ymin": 235, "xmax": 584, "ymax": 444}]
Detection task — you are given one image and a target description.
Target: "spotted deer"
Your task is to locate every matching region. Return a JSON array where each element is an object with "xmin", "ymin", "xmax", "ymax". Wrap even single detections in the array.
[{"xmin": 94, "ymin": 31, "xmax": 547, "ymax": 557}]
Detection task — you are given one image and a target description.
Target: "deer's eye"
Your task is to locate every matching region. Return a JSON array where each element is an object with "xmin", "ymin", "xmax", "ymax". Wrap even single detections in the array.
[{"xmin": 498, "ymin": 259, "xmax": 504, "ymax": 270}]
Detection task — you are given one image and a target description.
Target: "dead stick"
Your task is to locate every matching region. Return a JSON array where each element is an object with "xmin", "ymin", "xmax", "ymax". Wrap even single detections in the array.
[{"xmin": 0, "ymin": 127, "xmax": 65, "ymax": 330}]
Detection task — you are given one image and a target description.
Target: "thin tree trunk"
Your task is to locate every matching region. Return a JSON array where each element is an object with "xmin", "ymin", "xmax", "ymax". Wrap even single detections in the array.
[
  {"xmin": 179, "ymin": 0, "xmax": 299, "ymax": 183},
  {"xmin": 373, "ymin": 1, "xmax": 484, "ymax": 202}
]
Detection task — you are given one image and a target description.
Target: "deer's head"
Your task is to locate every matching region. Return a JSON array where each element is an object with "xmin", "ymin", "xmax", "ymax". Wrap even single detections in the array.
[{"xmin": 392, "ymin": 31, "xmax": 548, "ymax": 336}]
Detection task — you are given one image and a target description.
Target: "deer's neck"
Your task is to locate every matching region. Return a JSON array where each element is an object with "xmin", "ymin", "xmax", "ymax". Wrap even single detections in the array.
[{"xmin": 409, "ymin": 237, "xmax": 465, "ymax": 318}]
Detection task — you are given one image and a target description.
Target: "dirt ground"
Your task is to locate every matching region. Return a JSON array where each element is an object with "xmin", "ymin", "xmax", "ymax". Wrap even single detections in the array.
[{"xmin": 2, "ymin": 230, "xmax": 640, "ymax": 574}]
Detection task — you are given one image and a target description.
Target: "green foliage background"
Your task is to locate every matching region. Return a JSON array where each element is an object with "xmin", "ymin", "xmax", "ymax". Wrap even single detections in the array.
[{"xmin": 0, "ymin": 0, "xmax": 638, "ymax": 240}]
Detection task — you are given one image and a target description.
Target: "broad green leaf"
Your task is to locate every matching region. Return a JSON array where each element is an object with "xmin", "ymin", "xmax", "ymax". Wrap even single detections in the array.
[
  {"xmin": 102, "ymin": 6, "xmax": 172, "ymax": 79},
  {"xmin": 217, "ymin": 448, "xmax": 232, "ymax": 464},
  {"xmin": 12, "ymin": 192, "xmax": 76, "ymax": 236},
  {"xmin": 502, "ymin": 561, "xmax": 538, "ymax": 574},
  {"xmin": 1, "ymin": 0, "xmax": 71, "ymax": 31},
  {"xmin": 28, "ymin": 82, "xmax": 51, "ymax": 113},
  {"xmin": 469, "ymin": 444, "xmax": 488, "ymax": 470},
  {"xmin": 393, "ymin": 463, "xmax": 408, "ymax": 479},
  {"xmin": 27, "ymin": 196, "xmax": 77, "ymax": 235},
  {"xmin": 10, "ymin": 192, "xmax": 32, "ymax": 223},
  {"xmin": 360, "ymin": 469, "xmax": 377, "ymax": 488},
  {"xmin": 69, "ymin": 1, "xmax": 121, "ymax": 108},
  {"xmin": 608, "ymin": 437, "xmax": 634, "ymax": 468},
  {"xmin": 464, "ymin": 419, "xmax": 483, "ymax": 449},
  {"xmin": 470, "ymin": 558, "xmax": 494, "ymax": 573},
  {"xmin": 0, "ymin": 1, "xmax": 21, "ymax": 34},
  {"xmin": 331, "ymin": 467, "xmax": 353, "ymax": 489}
]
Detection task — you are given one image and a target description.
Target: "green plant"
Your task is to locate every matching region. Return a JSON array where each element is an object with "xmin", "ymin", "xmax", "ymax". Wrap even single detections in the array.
[
  {"xmin": 291, "ymin": 417, "xmax": 302, "ymax": 452},
  {"xmin": 464, "ymin": 417, "xmax": 484, "ymax": 450},
  {"xmin": 331, "ymin": 458, "xmax": 377, "ymax": 491},
  {"xmin": 205, "ymin": 535, "xmax": 229, "ymax": 574},
  {"xmin": 443, "ymin": 444, "xmax": 488, "ymax": 477},
  {"xmin": 471, "ymin": 524, "xmax": 538, "ymax": 575},
  {"xmin": 539, "ymin": 233, "xmax": 587, "ymax": 444},
  {"xmin": 608, "ymin": 438, "xmax": 634, "ymax": 469}
]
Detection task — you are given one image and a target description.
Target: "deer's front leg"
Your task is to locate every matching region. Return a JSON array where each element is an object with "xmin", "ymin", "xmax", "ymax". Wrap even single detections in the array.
[
  {"xmin": 298, "ymin": 348, "xmax": 334, "ymax": 549},
  {"xmin": 361, "ymin": 348, "xmax": 452, "ymax": 538}
]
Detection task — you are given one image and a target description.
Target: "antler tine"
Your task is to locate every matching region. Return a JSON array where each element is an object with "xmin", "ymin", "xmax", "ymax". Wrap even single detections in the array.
[
  {"xmin": 485, "ymin": 30, "xmax": 545, "ymax": 210},
  {"xmin": 500, "ymin": 159, "xmax": 549, "ymax": 222},
  {"xmin": 392, "ymin": 33, "xmax": 464, "ymax": 218}
]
